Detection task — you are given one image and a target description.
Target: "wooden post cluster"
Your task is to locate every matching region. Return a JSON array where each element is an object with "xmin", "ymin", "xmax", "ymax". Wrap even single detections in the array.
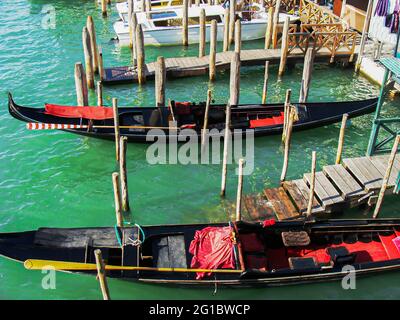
[
  {"xmin": 82, "ymin": 26, "xmax": 95, "ymax": 89},
  {"xmin": 228, "ymin": 0, "xmax": 236, "ymax": 46},
  {"xmin": 234, "ymin": 19, "xmax": 241, "ymax": 55},
  {"xmin": 373, "ymin": 135, "xmax": 400, "ymax": 218},
  {"xmin": 199, "ymin": 9, "xmax": 206, "ymax": 57},
  {"xmin": 220, "ymin": 104, "xmax": 231, "ymax": 197},
  {"xmin": 278, "ymin": 16, "xmax": 290, "ymax": 77},
  {"xmin": 87, "ymin": 16, "xmax": 99, "ymax": 74},
  {"xmin": 306, "ymin": 151, "xmax": 317, "ymax": 216},
  {"xmin": 223, "ymin": 7, "xmax": 230, "ymax": 51},
  {"xmin": 335, "ymin": 113, "xmax": 348, "ymax": 164},
  {"xmin": 261, "ymin": 61, "xmax": 269, "ymax": 104},
  {"xmin": 209, "ymin": 20, "xmax": 217, "ymax": 81},
  {"xmin": 182, "ymin": 0, "xmax": 189, "ymax": 46},
  {"xmin": 272, "ymin": 0, "xmax": 281, "ymax": 49},
  {"xmin": 113, "ymin": 98, "xmax": 121, "ymax": 161},
  {"xmin": 299, "ymin": 48, "xmax": 315, "ymax": 103},
  {"xmin": 94, "ymin": 249, "xmax": 111, "ymax": 300},
  {"xmin": 74, "ymin": 62, "xmax": 88, "ymax": 106},
  {"xmin": 264, "ymin": 7, "xmax": 274, "ymax": 49},
  {"xmin": 280, "ymin": 103, "xmax": 295, "ymax": 182},
  {"xmin": 112, "ymin": 172, "xmax": 123, "ymax": 227},
  {"xmin": 119, "ymin": 136, "xmax": 130, "ymax": 212},
  {"xmin": 155, "ymin": 56, "xmax": 166, "ymax": 107},
  {"xmin": 136, "ymin": 24, "xmax": 146, "ymax": 84},
  {"xmin": 229, "ymin": 52, "xmax": 240, "ymax": 106},
  {"xmin": 235, "ymin": 158, "xmax": 245, "ymax": 222}
]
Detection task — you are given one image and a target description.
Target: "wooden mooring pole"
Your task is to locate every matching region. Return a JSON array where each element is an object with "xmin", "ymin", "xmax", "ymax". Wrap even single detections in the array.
[
  {"xmin": 234, "ymin": 19, "xmax": 241, "ymax": 55},
  {"xmin": 119, "ymin": 136, "xmax": 130, "ymax": 212},
  {"xmin": 101, "ymin": 0, "xmax": 107, "ymax": 17},
  {"xmin": 235, "ymin": 158, "xmax": 244, "ymax": 222},
  {"xmin": 264, "ymin": 7, "xmax": 274, "ymax": 49},
  {"xmin": 87, "ymin": 16, "xmax": 99, "ymax": 74},
  {"xmin": 261, "ymin": 61, "xmax": 269, "ymax": 104},
  {"xmin": 98, "ymin": 46, "xmax": 105, "ymax": 81},
  {"xmin": 373, "ymin": 135, "xmax": 400, "ymax": 218},
  {"xmin": 201, "ymin": 89, "xmax": 212, "ymax": 151},
  {"xmin": 182, "ymin": 0, "xmax": 189, "ymax": 46},
  {"xmin": 280, "ymin": 106, "xmax": 294, "ymax": 182},
  {"xmin": 74, "ymin": 62, "xmax": 88, "ymax": 106},
  {"xmin": 355, "ymin": 0, "xmax": 373, "ymax": 71},
  {"xmin": 94, "ymin": 249, "xmax": 111, "ymax": 300},
  {"xmin": 112, "ymin": 172, "xmax": 123, "ymax": 226},
  {"xmin": 209, "ymin": 19, "xmax": 217, "ymax": 81},
  {"xmin": 220, "ymin": 104, "xmax": 231, "ymax": 197},
  {"xmin": 223, "ymin": 7, "xmax": 230, "ymax": 52},
  {"xmin": 82, "ymin": 27, "xmax": 95, "ymax": 89},
  {"xmin": 335, "ymin": 113, "xmax": 348, "ymax": 164},
  {"xmin": 130, "ymin": 13, "xmax": 138, "ymax": 67},
  {"xmin": 136, "ymin": 24, "xmax": 146, "ymax": 84},
  {"xmin": 229, "ymin": 52, "xmax": 240, "ymax": 105},
  {"xmin": 113, "ymin": 98, "xmax": 120, "ymax": 161},
  {"xmin": 306, "ymin": 151, "xmax": 317, "ymax": 217},
  {"xmin": 228, "ymin": 0, "xmax": 236, "ymax": 46},
  {"xmin": 272, "ymin": 0, "xmax": 281, "ymax": 49},
  {"xmin": 282, "ymin": 89, "xmax": 291, "ymax": 144},
  {"xmin": 199, "ymin": 9, "xmax": 206, "ymax": 57},
  {"xmin": 97, "ymin": 81, "xmax": 103, "ymax": 106},
  {"xmin": 155, "ymin": 56, "xmax": 166, "ymax": 107},
  {"xmin": 278, "ymin": 16, "xmax": 290, "ymax": 77},
  {"xmin": 299, "ymin": 48, "xmax": 315, "ymax": 103},
  {"xmin": 145, "ymin": 0, "xmax": 152, "ymax": 18}
]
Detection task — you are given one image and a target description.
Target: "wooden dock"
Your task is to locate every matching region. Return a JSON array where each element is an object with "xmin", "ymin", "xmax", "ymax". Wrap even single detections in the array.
[
  {"xmin": 232, "ymin": 154, "xmax": 399, "ymax": 222},
  {"xmin": 102, "ymin": 47, "xmax": 358, "ymax": 85}
]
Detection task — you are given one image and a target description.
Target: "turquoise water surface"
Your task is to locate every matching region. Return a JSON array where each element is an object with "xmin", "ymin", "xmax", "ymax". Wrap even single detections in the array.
[{"xmin": 0, "ymin": 0, "xmax": 400, "ymax": 299}]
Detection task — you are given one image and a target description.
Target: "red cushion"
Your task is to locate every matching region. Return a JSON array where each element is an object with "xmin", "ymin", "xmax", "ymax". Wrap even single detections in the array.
[{"xmin": 239, "ymin": 233, "xmax": 265, "ymax": 253}]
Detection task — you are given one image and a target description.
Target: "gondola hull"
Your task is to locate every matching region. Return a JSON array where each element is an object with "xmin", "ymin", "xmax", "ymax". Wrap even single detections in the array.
[
  {"xmin": 8, "ymin": 93, "xmax": 378, "ymax": 143},
  {"xmin": 2, "ymin": 218, "xmax": 400, "ymax": 287}
]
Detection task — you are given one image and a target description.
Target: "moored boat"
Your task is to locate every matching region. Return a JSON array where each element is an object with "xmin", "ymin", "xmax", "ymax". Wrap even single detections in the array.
[
  {"xmin": 2, "ymin": 218, "xmax": 400, "ymax": 286},
  {"xmin": 113, "ymin": 4, "xmax": 298, "ymax": 46},
  {"xmin": 8, "ymin": 93, "xmax": 378, "ymax": 143}
]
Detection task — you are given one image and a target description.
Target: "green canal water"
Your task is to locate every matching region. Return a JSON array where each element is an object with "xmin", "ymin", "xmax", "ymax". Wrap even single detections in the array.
[{"xmin": 1, "ymin": 0, "xmax": 400, "ymax": 300}]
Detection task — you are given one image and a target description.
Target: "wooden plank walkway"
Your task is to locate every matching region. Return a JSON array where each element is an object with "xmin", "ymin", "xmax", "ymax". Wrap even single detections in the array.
[
  {"xmin": 102, "ymin": 47, "xmax": 358, "ymax": 85},
  {"xmin": 228, "ymin": 154, "xmax": 399, "ymax": 222}
]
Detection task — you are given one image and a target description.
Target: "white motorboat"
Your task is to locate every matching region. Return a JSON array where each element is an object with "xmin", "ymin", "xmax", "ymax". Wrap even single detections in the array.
[{"xmin": 113, "ymin": 3, "xmax": 299, "ymax": 46}]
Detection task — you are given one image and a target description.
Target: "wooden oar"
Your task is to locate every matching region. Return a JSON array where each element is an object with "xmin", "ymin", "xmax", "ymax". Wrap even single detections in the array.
[
  {"xmin": 24, "ymin": 259, "xmax": 244, "ymax": 274},
  {"xmin": 26, "ymin": 123, "xmax": 182, "ymax": 130}
]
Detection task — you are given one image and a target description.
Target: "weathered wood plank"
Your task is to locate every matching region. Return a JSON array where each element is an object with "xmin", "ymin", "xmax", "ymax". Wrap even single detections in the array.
[
  {"xmin": 283, "ymin": 180, "xmax": 324, "ymax": 214},
  {"xmin": 243, "ymin": 193, "xmax": 276, "ymax": 221},
  {"xmin": 343, "ymin": 157, "xmax": 384, "ymax": 192},
  {"xmin": 263, "ymin": 187, "xmax": 299, "ymax": 221},
  {"xmin": 368, "ymin": 156, "xmax": 399, "ymax": 187},
  {"xmin": 323, "ymin": 164, "xmax": 366, "ymax": 199},
  {"xmin": 304, "ymin": 172, "xmax": 344, "ymax": 209}
]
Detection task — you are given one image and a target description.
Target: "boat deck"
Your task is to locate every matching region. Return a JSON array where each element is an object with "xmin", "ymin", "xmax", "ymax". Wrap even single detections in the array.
[
  {"xmin": 231, "ymin": 154, "xmax": 400, "ymax": 222},
  {"xmin": 102, "ymin": 47, "xmax": 358, "ymax": 85}
]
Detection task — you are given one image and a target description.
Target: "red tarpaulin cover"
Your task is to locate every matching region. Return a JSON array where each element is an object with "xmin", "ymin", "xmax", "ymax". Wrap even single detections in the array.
[
  {"xmin": 189, "ymin": 226, "xmax": 235, "ymax": 280},
  {"xmin": 45, "ymin": 104, "xmax": 114, "ymax": 120}
]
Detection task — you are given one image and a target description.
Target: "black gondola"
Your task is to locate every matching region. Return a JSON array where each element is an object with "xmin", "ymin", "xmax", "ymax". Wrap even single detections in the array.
[
  {"xmin": 2, "ymin": 218, "xmax": 400, "ymax": 287},
  {"xmin": 8, "ymin": 93, "xmax": 378, "ymax": 143}
]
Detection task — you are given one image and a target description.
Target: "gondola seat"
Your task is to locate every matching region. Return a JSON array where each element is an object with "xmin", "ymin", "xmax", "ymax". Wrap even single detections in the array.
[
  {"xmin": 152, "ymin": 234, "xmax": 187, "ymax": 268},
  {"xmin": 326, "ymin": 246, "xmax": 356, "ymax": 266},
  {"xmin": 239, "ymin": 233, "xmax": 265, "ymax": 253},
  {"xmin": 288, "ymin": 257, "xmax": 318, "ymax": 270}
]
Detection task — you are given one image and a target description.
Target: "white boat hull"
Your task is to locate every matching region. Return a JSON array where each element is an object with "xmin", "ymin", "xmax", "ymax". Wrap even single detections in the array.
[{"xmin": 114, "ymin": 20, "xmax": 268, "ymax": 46}]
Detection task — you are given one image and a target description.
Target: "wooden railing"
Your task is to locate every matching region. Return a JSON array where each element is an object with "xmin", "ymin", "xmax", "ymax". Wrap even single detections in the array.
[
  {"xmin": 263, "ymin": 0, "xmax": 297, "ymax": 11},
  {"xmin": 286, "ymin": 30, "xmax": 358, "ymax": 63},
  {"xmin": 299, "ymin": 0, "xmax": 347, "ymax": 27}
]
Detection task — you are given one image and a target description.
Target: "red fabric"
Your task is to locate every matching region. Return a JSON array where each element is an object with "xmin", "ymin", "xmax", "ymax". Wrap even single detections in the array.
[
  {"xmin": 380, "ymin": 234, "xmax": 400, "ymax": 259},
  {"xmin": 393, "ymin": 236, "xmax": 400, "ymax": 253},
  {"xmin": 245, "ymin": 254, "xmax": 268, "ymax": 271},
  {"xmin": 239, "ymin": 233, "xmax": 264, "ymax": 253},
  {"xmin": 45, "ymin": 104, "xmax": 114, "ymax": 120},
  {"xmin": 174, "ymin": 101, "xmax": 192, "ymax": 115},
  {"xmin": 180, "ymin": 124, "xmax": 196, "ymax": 129},
  {"xmin": 262, "ymin": 219, "xmax": 276, "ymax": 228},
  {"xmin": 189, "ymin": 226, "xmax": 235, "ymax": 280},
  {"xmin": 249, "ymin": 112, "xmax": 284, "ymax": 128}
]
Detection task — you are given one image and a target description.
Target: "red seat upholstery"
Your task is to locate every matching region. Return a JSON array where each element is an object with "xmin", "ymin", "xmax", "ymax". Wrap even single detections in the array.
[
  {"xmin": 379, "ymin": 234, "xmax": 400, "ymax": 260},
  {"xmin": 245, "ymin": 254, "xmax": 268, "ymax": 271},
  {"xmin": 239, "ymin": 233, "xmax": 265, "ymax": 253}
]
